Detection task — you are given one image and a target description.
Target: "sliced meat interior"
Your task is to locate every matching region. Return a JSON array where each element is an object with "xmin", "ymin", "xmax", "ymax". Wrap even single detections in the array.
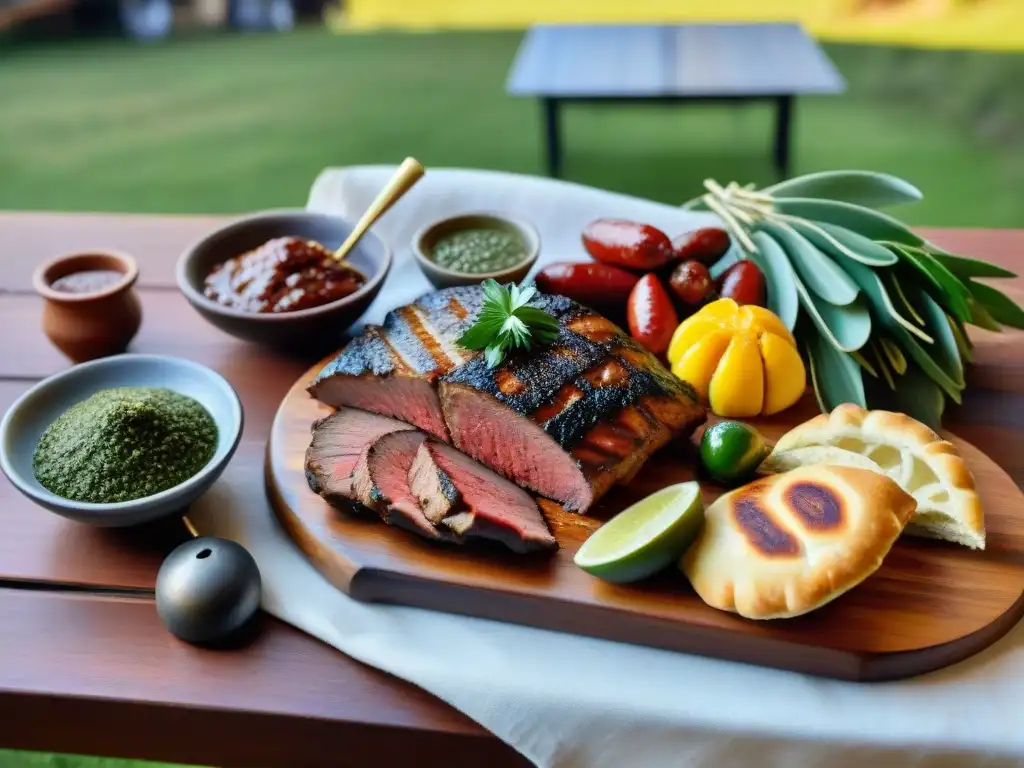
[
  {"xmin": 351, "ymin": 430, "xmax": 449, "ymax": 540},
  {"xmin": 304, "ymin": 408, "xmax": 414, "ymax": 506},
  {"xmin": 407, "ymin": 440, "xmax": 461, "ymax": 525},
  {"xmin": 408, "ymin": 440, "xmax": 557, "ymax": 553},
  {"xmin": 313, "ymin": 370, "xmax": 448, "ymax": 442},
  {"xmin": 440, "ymin": 382, "xmax": 594, "ymax": 512}
]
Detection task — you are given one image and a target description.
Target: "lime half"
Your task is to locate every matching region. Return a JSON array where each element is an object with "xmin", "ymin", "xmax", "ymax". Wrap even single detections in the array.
[{"xmin": 574, "ymin": 481, "xmax": 705, "ymax": 584}]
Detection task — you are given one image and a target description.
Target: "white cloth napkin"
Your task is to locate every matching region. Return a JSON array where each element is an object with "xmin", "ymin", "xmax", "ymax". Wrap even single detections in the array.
[{"xmin": 188, "ymin": 166, "xmax": 1024, "ymax": 768}]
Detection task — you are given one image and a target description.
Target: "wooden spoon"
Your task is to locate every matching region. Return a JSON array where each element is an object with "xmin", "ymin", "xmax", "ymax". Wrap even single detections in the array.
[{"xmin": 333, "ymin": 157, "xmax": 426, "ymax": 263}]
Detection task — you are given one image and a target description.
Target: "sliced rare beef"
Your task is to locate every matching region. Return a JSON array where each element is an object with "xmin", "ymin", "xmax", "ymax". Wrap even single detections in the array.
[
  {"xmin": 407, "ymin": 439, "xmax": 461, "ymax": 525},
  {"xmin": 351, "ymin": 430, "xmax": 454, "ymax": 541},
  {"xmin": 304, "ymin": 407, "xmax": 414, "ymax": 507},
  {"xmin": 308, "ymin": 286, "xmax": 706, "ymax": 513},
  {"xmin": 407, "ymin": 440, "xmax": 557, "ymax": 553}
]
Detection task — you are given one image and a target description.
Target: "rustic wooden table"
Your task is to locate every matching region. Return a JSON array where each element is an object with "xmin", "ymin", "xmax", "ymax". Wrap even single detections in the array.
[{"xmin": 0, "ymin": 212, "xmax": 1021, "ymax": 766}]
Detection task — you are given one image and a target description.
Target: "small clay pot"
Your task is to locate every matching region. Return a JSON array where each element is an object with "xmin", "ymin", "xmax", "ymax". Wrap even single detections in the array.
[{"xmin": 32, "ymin": 251, "xmax": 142, "ymax": 363}]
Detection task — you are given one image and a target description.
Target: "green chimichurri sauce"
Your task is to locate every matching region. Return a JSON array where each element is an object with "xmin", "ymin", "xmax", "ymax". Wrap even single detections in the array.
[
  {"xmin": 32, "ymin": 386, "xmax": 218, "ymax": 504},
  {"xmin": 430, "ymin": 228, "xmax": 526, "ymax": 274}
]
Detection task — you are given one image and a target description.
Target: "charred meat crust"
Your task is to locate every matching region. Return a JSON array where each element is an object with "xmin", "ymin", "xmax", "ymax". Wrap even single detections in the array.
[
  {"xmin": 438, "ymin": 314, "xmax": 703, "ymax": 507},
  {"xmin": 307, "ymin": 288, "xmax": 573, "ymax": 395},
  {"xmin": 311, "ymin": 326, "xmax": 408, "ymax": 381},
  {"xmin": 441, "ymin": 320, "xmax": 699, "ymax": 451},
  {"xmin": 382, "ymin": 507, "xmax": 462, "ymax": 543},
  {"xmin": 440, "ymin": 511, "xmax": 554, "ymax": 554},
  {"xmin": 307, "ymin": 287, "xmax": 488, "ymax": 391}
]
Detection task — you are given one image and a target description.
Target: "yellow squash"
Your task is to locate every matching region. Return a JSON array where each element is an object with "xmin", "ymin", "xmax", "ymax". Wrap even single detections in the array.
[{"xmin": 668, "ymin": 298, "xmax": 806, "ymax": 418}]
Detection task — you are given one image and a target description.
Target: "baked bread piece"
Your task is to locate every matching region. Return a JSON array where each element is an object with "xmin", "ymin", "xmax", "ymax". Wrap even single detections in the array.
[
  {"xmin": 681, "ymin": 465, "xmax": 917, "ymax": 620},
  {"xmin": 764, "ymin": 404, "xmax": 985, "ymax": 550}
]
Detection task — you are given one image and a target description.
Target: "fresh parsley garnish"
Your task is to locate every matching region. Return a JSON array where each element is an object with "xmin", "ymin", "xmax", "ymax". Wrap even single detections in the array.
[{"xmin": 457, "ymin": 279, "xmax": 560, "ymax": 368}]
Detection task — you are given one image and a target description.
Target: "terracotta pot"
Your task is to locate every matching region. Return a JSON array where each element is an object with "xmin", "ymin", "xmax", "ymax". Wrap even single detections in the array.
[{"xmin": 32, "ymin": 251, "xmax": 142, "ymax": 363}]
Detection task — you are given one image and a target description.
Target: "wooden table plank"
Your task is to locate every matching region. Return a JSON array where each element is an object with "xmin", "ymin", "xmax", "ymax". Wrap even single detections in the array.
[
  {"xmin": 507, "ymin": 23, "xmax": 845, "ymax": 98},
  {"xmin": 0, "ymin": 589, "xmax": 527, "ymax": 768},
  {"xmin": 0, "ymin": 288, "xmax": 315, "ymax": 434},
  {"xmin": 0, "ymin": 289, "xmax": 313, "ymax": 387},
  {"xmin": 0, "ymin": 212, "xmax": 230, "ymax": 291}
]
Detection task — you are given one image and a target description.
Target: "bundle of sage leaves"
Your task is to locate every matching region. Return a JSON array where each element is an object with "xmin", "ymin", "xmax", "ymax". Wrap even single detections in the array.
[{"xmin": 682, "ymin": 170, "xmax": 1024, "ymax": 428}]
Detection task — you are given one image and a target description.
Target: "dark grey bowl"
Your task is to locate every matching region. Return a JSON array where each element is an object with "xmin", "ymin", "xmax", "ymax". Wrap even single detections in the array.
[
  {"xmin": 176, "ymin": 209, "xmax": 391, "ymax": 349},
  {"xmin": 0, "ymin": 354, "xmax": 243, "ymax": 527}
]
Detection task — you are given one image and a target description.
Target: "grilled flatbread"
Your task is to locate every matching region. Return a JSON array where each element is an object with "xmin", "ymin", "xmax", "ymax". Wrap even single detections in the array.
[
  {"xmin": 764, "ymin": 404, "xmax": 985, "ymax": 550},
  {"xmin": 682, "ymin": 464, "xmax": 917, "ymax": 620}
]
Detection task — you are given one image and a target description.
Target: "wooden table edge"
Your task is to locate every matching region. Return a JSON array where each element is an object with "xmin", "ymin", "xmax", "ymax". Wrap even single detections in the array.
[
  {"xmin": 0, "ymin": 585, "xmax": 527, "ymax": 766},
  {"xmin": 0, "ymin": 688, "xmax": 528, "ymax": 768}
]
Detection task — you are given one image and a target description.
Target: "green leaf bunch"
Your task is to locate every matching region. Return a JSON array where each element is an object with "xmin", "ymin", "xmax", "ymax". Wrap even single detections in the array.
[
  {"xmin": 681, "ymin": 171, "xmax": 1024, "ymax": 428},
  {"xmin": 457, "ymin": 279, "xmax": 560, "ymax": 368}
]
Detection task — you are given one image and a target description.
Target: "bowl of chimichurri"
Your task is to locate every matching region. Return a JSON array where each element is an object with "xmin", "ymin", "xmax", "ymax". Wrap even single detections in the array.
[
  {"xmin": 413, "ymin": 213, "xmax": 539, "ymax": 288},
  {"xmin": 0, "ymin": 354, "xmax": 243, "ymax": 527}
]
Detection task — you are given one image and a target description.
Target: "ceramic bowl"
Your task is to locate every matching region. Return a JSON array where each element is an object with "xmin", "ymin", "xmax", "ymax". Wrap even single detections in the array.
[
  {"xmin": 0, "ymin": 354, "xmax": 243, "ymax": 527},
  {"xmin": 33, "ymin": 250, "xmax": 143, "ymax": 363},
  {"xmin": 176, "ymin": 209, "xmax": 391, "ymax": 349},
  {"xmin": 412, "ymin": 213, "xmax": 539, "ymax": 289}
]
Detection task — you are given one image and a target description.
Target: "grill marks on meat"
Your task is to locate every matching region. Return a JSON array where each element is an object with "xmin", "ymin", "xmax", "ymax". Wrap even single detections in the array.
[
  {"xmin": 309, "ymin": 286, "xmax": 705, "ymax": 513},
  {"xmin": 408, "ymin": 440, "xmax": 556, "ymax": 553},
  {"xmin": 304, "ymin": 408, "xmax": 414, "ymax": 508}
]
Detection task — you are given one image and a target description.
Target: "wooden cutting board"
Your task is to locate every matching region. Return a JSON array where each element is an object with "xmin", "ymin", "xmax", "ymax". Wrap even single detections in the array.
[{"xmin": 266, "ymin": 359, "xmax": 1024, "ymax": 681}]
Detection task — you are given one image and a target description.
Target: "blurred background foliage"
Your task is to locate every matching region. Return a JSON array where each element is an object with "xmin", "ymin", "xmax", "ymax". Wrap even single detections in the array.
[{"xmin": 1, "ymin": 23, "xmax": 1023, "ymax": 226}]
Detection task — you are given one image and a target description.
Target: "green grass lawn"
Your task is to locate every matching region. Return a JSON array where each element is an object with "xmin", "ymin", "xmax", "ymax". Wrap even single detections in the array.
[
  {"xmin": 0, "ymin": 24, "xmax": 1022, "ymax": 768},
  {"xmin": 0, "ymin": 751, "xmax": 188, "ymax": 768},
  {"xmin": 0, "ymin": 27, "xmax": 1023, "ymax": 226}
]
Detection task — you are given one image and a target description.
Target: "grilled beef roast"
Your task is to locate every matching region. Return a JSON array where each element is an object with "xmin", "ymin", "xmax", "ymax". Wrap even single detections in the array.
[
  {"xmin": 408, "ymin": 440, "xmax": 556, "ymax": 552},
  {"xmin": 305, "ymin": 408, "xmax": 414, "ymax": 507},
  {"xmin": 309, "ymin": 286, "xmax": 704, "ymax": 512}
]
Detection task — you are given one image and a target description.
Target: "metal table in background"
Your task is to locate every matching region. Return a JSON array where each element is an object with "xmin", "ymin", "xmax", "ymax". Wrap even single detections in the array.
[{"xmin": 506, "ymin": 22, "xmax": 846, "ymax": 179}]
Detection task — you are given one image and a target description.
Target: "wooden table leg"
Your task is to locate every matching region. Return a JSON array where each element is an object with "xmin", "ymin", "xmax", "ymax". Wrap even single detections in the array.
[
  {"xmin": 774, "ymin": 95, "xmax": 793, "ymax": 179},
  {"xmin": 542, "ymin": 98, "xmax": 563, "ymax": 178}
]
